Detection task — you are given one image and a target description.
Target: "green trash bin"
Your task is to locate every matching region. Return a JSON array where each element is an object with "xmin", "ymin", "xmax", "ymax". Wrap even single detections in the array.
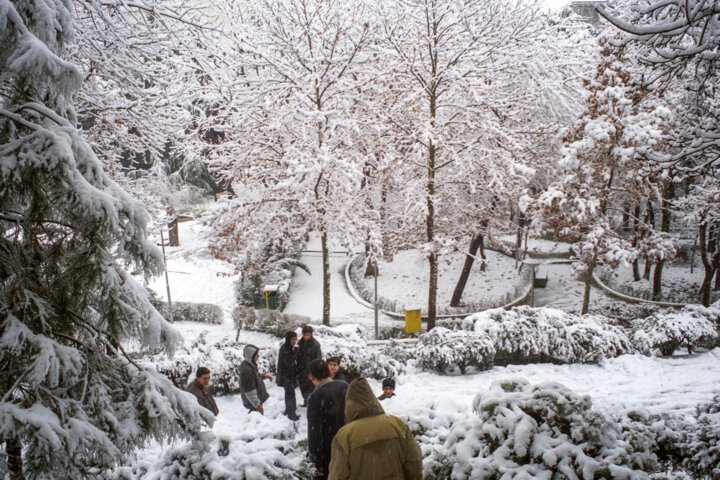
[{"xmin": 264, "ymin": 285, "xmax": 279, "ymax": 310}]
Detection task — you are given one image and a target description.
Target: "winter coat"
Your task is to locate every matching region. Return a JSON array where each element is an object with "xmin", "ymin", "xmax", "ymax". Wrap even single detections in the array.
[
  {"xmin": 332, "ymin": 371, "xmax": 348, "ymax": 384},
  {"xmin": 186, "ymin": 379, "xmax": 219, "ymax": 416},
  {"xmin": 328, "ymin": 379, "xmax": 422, "ymax": 480},
  {"xmin": 296, "ymin": 336, "xmax": 322, "ymax": 383},
  {"xmin": 240, "ymin": 344, "xmax": 269, "ymax": 410},
  {"xmin": 277, "ymin": 341, "xmax": 299, "ymax": 388},
  {"xmin": 307, "ymin": 378, "xmax": 349, "ymax": 475}
]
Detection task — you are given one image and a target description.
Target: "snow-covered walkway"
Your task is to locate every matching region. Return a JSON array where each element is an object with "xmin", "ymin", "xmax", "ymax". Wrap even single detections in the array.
[{"xmin": 283, "ymin": 233, "xmax": 397, "ymax": 328}]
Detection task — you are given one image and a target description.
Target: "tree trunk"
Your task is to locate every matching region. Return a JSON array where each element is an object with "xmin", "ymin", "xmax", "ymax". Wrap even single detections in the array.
[
  {"xmin": 321, "ymin": 231, "xmax": 330, "ymax": 325},
  {"xmin": 698, "ymin": 222, "xmax": 718, "ymax": 307},
  {"xmin": 632, "ymin": 204, "xmax": 641, "ymax": 281},
  {"xmin": 450, "ymin": 233, "xmax": 483, "ymax": 307},
  {"xmin": 643, "ymin": 259, "xmax": 652, "ymax": 280},
  {"xmin": 581, "ymin": 258, "xmax": 596, "ymax": 315},
  {"xmin": 652, "ymin": 182, "xmax": 674, "ymax": 298},
  {"xmin": 6, "ymin": 436, "xmax": 23, "ymax": 480},
  {"xmin": 426, "ymin": 138, "xmax": 437, "ymax": 329}
]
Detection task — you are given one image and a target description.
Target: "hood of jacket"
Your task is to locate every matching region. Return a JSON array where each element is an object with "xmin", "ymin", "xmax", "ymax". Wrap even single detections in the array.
[
  {"xmin": 345, "ymin": 378, "xmax": 384, "ymax": 422},
  {"xmin": 284, "ymin": 331, "xmax": 297, "ymax": 346},
  {"xmin": 243, "ymin": 344, "xmax": 259, "ymax": 365}
]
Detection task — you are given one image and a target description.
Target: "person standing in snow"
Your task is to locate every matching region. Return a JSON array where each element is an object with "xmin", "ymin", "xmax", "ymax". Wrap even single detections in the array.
[
  {"xmin": 327, "ymin": 356, "xmax": 348, "ymax": 383},
  {"xmin": 297, "ymin": 325, "xmax": 322, "ymax": 406},
  {"xmin": 277, "ymin": 331, "xmax": 300, "ymax": 420},
  {"xmin": 240, "ymin": 344, "xmax": 273, "ymax": 414},
  {"xmin": 307, "ymin": 359, "xmax": 349, "ymax": 480},
  {"xmin": 186, "ymin": 366, "xmax": 219, "ymax": 416},
  {"xmin": 328, "ymin": 378, "xmax": 422, "ymax": 480}
]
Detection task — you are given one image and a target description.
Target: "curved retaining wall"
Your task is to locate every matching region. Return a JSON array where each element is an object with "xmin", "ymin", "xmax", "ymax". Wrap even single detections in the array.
[
  {"xmin": 591, "ymin": 272, "xmax": 688, "ymax": 308},
  {"xmin": 344, "ymin": 254, "xmax": 534, "ymax": 321}
]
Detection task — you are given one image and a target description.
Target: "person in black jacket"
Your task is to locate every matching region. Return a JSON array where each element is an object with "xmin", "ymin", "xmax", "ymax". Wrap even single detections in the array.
[
  {"xmin": 327, "ymin": 356, "xmax": 348, "ymax": 383},
  {"xmin": 306, "ymin": 359, "xmax": 348, "ymax": 480},
  {"xmin": 240, "ymin": 344, "xmax": 273, "ymax": 414},
  {"xmin": 297, "ymin": 325, "xmax": 322, "ymax": 405},
  {"xmin": 277, "ymin": 331, "xmax": 300, "ymax": 421}
]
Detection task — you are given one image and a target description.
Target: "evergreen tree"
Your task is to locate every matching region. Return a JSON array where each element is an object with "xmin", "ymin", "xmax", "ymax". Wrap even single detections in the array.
[{"xmin": 0, "ymin": 1, "xmax": 212, "ymax": 478}]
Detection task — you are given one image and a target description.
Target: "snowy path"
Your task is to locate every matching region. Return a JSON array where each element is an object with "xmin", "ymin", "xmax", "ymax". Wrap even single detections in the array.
[
  {"xmin": 534, "ymin": 263, "xmax": 619, "ymax": 312},
  {"xmin": 283, "ymin": 233, "xmax": 397, "ymax": 328}
]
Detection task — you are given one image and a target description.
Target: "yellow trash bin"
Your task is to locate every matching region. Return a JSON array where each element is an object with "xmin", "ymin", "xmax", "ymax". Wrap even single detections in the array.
[{"xmin": 405, "ymin": 309, "xmax": 422, "ymax": 334}]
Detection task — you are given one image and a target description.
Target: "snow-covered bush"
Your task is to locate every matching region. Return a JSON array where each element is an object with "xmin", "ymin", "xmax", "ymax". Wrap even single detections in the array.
[
  {"xmin": 683, "ymin": 393, "xmax": 720, "ymax": 479},
  {"xmin": 234, "ymin": 234, "xmax": 307, "ymax": 311},
  {"xmin": 313, "ymin": 325, "xmax": 406, "ymax": 380},
  {"xmin": 155, "ymin": 301, "xmax": 223, "ymax": 324},
  {"xmin": 417, "ymin": 327, "xmax": 495, "ymax": 374},
  {"xmin": 633, "ymin": 305, "xmax": 720, "ymax": 356},
  {"xmin": 142, "ymin": 333, "xmax": 274, "ymax": 395},
  {"xmin": 112, "ymin": 416, "xmax": 312, "ymax": 479},
  {"xmin": 617, "ymin": 410, "xmax": 686, "ymax": 473},
  {"xmin": 428, "ymin": 379, "xmax": 656, "ymax": 479},
  {"xmin": 463, "ymin": 306, "xmax": 632, "ymax": 365},
  {"xmin": 235, "ymin": 306, "xmax": 311, "ymax": 337}
]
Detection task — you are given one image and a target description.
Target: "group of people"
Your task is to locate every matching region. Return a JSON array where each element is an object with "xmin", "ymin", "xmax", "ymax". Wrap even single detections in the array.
[{"xmin": 185, "ymin": 325, "xmax": 421, "ymax": 479}]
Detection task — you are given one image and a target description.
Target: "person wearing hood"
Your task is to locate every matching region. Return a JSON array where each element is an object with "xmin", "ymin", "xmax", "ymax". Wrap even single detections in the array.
[
  {"xmin": 328, "ymin": 378, "xmax": 422, "ymax": 480},
  {"xmin": 240, "ymin": 344, "xmax": 273, "ymax": 414},
  {"xmin": 277, "ymin": 331, "xmax": 300, "ymax": 421}
]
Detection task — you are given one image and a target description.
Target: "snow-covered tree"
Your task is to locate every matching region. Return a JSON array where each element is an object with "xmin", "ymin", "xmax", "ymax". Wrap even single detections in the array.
[
  {"xmin": 526, "ymin": 39, "xmax": 676, "ymax": 312},
  {"xmin": 374, "ymin": 0, "xmax": 587, "ymax": 327},
  {"xmin": 69, "ymin": 0, "xmax": 221, "ymax": 218},
  {"xmin": 0, "ymin": 1, "xmax": 211, "ymax": 477},
  {"xmin": 194, "ymin": 0, "xmax": 374, "ymax": 325}
]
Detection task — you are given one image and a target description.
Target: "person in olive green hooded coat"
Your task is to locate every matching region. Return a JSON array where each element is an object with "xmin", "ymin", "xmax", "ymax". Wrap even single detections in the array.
[{"xmin": 328, "ymin": 378, "xmax": 422, "ymax": 480}]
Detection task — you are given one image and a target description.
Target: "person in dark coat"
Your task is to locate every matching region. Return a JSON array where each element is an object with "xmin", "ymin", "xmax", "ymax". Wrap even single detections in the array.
[
  {"xmin": 240, "ymin": 344, "xmax": 273, "ymax": 414},
  {"xmin": 378, "ymin": 377, "xmax": 396, "ymax": 400},
  {"xmin": 186, "ymin": 366, "xmax": 219, "ymax": 416},
  {"xmin": 327, "ymin": 356, "xmax": 348, "ymax": 383},
  {"xmin": 307, "ymin": 359, "xmax": 349, "ymax": 480},
  {"xmin": 297, "ymin": 325, "xmax": 322, "ymax": 405},
  {"xmin": 277, "ymin": 331, "xmax": 300, "ymax": 420}
]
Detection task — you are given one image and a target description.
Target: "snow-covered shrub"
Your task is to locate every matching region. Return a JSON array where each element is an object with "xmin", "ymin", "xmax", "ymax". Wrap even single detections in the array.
[
  {"xmin": 113, "ymin": 416, "xmax": 312, "ymax": 479},
  {"xmin": 617, "ymin": 410, "xmax": 686, "ymax": 472},
  {"xmin": 633, "ymin": 305, "xmax": 720, "ymax": 356},
  {"xmin": 236, "ymin": 306, "xmax": 311, "ymax": 337},
  {"xmin": 235, "ymin": 234, "xmax": 307, "ymax": 310},
  {"xmin": 155, "ymin": 301, "xmax": 223, "ymax": 324},
  {"xmin": 463, "ymin": 306, "xmax": 632, "ymax": 365},
  {"xmin": 416, "ymin": 327, "xmax": 495, "ymax": 374},
  {"xmin": 432, "ymin": 379, "xmax": 656, "ymax": 479},
  {"xmin": 683, "ymin": 393, "xmax": 720, "ymax": 479},
  {"xmin": 312, "ymin": 325, "xmax": 406, "ymax": 380}
]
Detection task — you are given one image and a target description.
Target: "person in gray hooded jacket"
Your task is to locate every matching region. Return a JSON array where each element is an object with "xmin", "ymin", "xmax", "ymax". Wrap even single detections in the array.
[{"xmin": 240, "ymin": 344, "xmax": 273, "ymax": 414}]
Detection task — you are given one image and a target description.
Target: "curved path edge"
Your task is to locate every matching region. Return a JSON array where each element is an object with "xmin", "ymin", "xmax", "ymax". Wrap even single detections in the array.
[
  {"xmin": 344, "ymin": 254, "xmax": 535, "ymax": 321},
  {"xmin": 591, "ymin": 272, "xmax": 689, "ymax": 308}
]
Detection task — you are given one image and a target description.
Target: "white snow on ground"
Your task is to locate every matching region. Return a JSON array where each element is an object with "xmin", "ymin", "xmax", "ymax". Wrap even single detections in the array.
[
  {"xmin": 356, "ymin": 249, "xmax": 527, "ymax": 312},
  {"xmin": 498, "ymin": 234, "xmax": 573, "ymax": 256},
  {"xmin": 127, "ymin": 216, "xmax": 720, "ymax": 476},
  {"xmin": 534, "ymin": 263, "xmax": 620, "ymax": 312}
]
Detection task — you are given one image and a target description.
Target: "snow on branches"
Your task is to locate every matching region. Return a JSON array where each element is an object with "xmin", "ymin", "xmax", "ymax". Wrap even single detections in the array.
[
  {"xmin": 633, "ymin": 303, "xmax": 720, "ymax": 355},
  {"xmin": 429, "ymin": 379, "xmax": 656, "ymax": 479},
  {"xmin": 1, "ymin": 1, "xmax": 211, "ymax": 477}
]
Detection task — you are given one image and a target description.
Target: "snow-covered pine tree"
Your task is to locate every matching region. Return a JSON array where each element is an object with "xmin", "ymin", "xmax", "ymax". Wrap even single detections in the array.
[{"xmin": 0, "ymin": 1, "xmax": 212, "ymax": 477}]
